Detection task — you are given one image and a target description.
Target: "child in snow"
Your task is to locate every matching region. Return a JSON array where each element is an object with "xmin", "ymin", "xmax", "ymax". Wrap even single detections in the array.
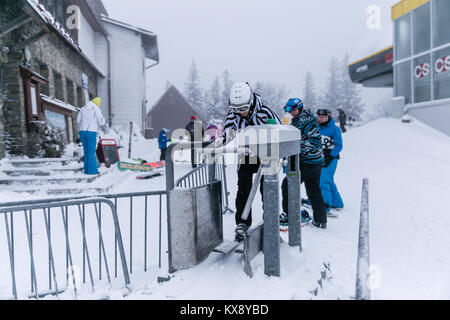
[{"xmin": 158, "ymin": 128, "xmax": 171, "ymax": 161}]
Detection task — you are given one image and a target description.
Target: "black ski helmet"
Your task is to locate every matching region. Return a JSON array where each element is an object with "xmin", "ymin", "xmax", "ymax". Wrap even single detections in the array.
[{"xmin": 317, "ymin": 109, "xmax": 332, "ymax": 116}]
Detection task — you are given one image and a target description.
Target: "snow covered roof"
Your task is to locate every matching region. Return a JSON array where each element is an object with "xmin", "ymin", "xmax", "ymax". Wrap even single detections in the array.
[
  {"xmin": 24, "ymin": 0, "xmax": 106, "ymax": 77},
  {"xmin": 40, "ymin": 94, "xmax": 79, "ymax": 113}
]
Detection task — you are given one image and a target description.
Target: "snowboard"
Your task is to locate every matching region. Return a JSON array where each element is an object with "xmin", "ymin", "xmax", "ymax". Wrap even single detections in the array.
[
  {"xmin": 117, "ymin": 161, "xmax": 154, "ymax": 172},
  {"xmin": 136, "ymin": 172, "xmax": 163, "ymax": 180}
]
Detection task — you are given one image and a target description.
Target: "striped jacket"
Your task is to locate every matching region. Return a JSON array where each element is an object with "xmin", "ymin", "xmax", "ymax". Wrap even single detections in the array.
[
  {"xmin": 222, "ymin": 93, "xmax": 281, "ymax": 143},
  {"xmin": 291, "ymin": 109, "xmax": 324, "ymax": 166}
]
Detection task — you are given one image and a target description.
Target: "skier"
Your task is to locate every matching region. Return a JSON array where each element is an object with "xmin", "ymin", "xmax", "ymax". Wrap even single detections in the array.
[
  {"xmin": 185, "ymin": 116, "xmax": 204, "ymax": 168},
  {"xmin": 337, "ymin": 108, "xmax": 347, "ymax": 133},
  {"xmin": 158, "ymin": 128, "xmax": 171, "ymax": 161},
  {"xmin": 76, "ymin": 97, "xmax": 106, "ymax": 175},
  {"xmin": 280, "ymin": 98, "xmax": 328, "ymax": 229},
  {"xmin": 317, "ymin": 109, "xmax": 344, "ymax": 210},
  {"xmin": 215, "ymin": 81, "xmax": 281, "ymax": 241}
]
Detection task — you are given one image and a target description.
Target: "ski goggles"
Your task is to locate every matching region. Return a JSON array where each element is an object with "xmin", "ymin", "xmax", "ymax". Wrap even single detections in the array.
[
  {"xmin": 317, "ymin": 109, "xmax": 331, "ymax": 116},
  {"xmin": 229, "ymin": 103, "xmax": 251, "ymax": 113}
]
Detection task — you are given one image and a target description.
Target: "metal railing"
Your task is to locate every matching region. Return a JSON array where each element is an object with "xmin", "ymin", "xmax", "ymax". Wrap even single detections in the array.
[
  {"xmin": 355, "ymin": 178, "xmax": 370, "ymax": 300},
  {"xmin": 0, "ymin": 198, "xmax": 129, "ymax": 300},
  {"xmin": 176, "ymin": 163, "xmax": 209, "ymax": 188},
  {"xmin": 0, "ymin": 190, "xmax": 168, "ymax": 300},
  {"xmin": 175, "ymin": 152, "xmax": 233, "ymax": 215}
]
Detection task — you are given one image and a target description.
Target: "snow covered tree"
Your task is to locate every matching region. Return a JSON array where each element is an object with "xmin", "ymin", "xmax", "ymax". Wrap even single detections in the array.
[
  {"xmin": 184, "ymin": 60, "xmax": 204, "ymax": 111},
  {"xmin": 302, "ymin": 71, "xmax": 319, "ymax": 110},
  {"xmin": 205, "ymin": 76, "xmax": 226, "ymax": 121},
  {"xmin": 337, "ymin": 55, "xmax": 365, "ymax": 120},
  {"xmin": 253, "ymin": 81, "xmax": 289, "ymax": 118},
  {"xmin": 220, "ymin": 70, "xmax": 233, "ymax": 113},
  {"xmin": 322, "ymin": 57, "xmax": 341, "ymax": 115}
]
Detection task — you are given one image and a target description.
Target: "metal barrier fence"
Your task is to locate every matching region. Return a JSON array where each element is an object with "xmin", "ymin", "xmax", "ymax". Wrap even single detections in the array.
[
  {"xmin": 0, "ymin": 190, "xmax": 167, "ymax": 300},
  {"xmin": 355, "ymin": 178, "xmax": 370, "ymax": 300},
  {"xmin": 175, "ymin": 156, "xmax": 233, "ymax": 215},
  {"xmin": 0, "ymin": 198, "xmax": 129, "ymax": 300}
]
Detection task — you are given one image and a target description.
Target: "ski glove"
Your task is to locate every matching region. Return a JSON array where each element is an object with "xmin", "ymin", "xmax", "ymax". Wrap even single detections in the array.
[{"xmin": 324, "ymin": 153, "xmax": 335, "ymax": 168}]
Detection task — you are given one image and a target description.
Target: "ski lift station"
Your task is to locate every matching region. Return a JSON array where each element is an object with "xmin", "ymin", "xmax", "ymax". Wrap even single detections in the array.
[{"xmin": 348, "ymin": 0, "xmax": 450, "ymax": 136}]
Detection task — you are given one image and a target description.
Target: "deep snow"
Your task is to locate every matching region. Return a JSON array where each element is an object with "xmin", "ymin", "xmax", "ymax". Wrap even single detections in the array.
[{"xmin": 0, "ymin": 117, "xmax": 449, "ymax": 300}]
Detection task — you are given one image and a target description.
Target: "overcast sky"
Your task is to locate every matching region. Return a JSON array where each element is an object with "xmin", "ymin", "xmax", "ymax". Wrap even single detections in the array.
[{"xmin": 103, "ymin": 0, "xmax": 398, "ymax": 113}]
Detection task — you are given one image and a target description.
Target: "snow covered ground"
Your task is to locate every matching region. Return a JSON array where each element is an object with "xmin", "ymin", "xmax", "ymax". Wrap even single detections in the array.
[{"xmin": 0, "ymin": 117, "xmax": 449, "ymax": 300}]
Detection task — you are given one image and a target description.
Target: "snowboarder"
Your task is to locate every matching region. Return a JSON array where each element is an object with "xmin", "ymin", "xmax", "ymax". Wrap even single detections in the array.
[
  {"xmin": 158, "ymin": 128, "xmax": 171, "ymax": 161},
  {"xmin": 185, "ymin": 116, "xmax": 204, "ymax": 168},
  {"xmin": 280, "ymin": 98, "xmax": 328, "ymax": 229},
  {"xmin": 317, "ymin": 109, "xmax": 344, "ymax": 211},
  {"xmin": 76, "ymin": 97, "xmax": 106, "ymax": 175},
  {"xmin": 338, "ymin": 108, "xmax": 347, "ymax": 133},
  {"xmin": 215, "ymin": 81, "xmax": 281, "ymax": 241}
]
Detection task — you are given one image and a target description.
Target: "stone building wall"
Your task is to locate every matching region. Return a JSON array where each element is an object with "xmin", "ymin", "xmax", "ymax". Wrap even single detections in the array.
[{"xmin": 0, "ymin": 3, "xmax": 99, "ymax": 158}]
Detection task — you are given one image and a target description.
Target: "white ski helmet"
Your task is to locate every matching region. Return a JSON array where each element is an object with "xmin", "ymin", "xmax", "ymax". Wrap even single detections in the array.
[{"xmin": 229, "ymin": 82, "xmax": 253, "ymax": 113}]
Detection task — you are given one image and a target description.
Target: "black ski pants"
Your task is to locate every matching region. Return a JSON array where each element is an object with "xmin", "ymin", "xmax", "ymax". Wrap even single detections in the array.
[
  {"xmin": 281, "ymin": 163, "xmax": 327, "ymax": 224},
  {"xmin": 160, "ymin": 148, "xmax": 167, "ymax": 161},
  {"xmin": 235, "ymin": 163, "xmax": 264, "ymax": 228}
]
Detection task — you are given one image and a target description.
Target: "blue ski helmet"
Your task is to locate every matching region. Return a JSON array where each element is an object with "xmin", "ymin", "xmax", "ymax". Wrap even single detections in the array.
[{"xmin": 284, "ymin": 98, "xmax": 303, "ymax": 113}]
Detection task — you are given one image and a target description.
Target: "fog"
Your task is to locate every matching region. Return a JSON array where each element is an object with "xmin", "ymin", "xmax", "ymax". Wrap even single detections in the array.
[{"xmin": 103, "ymin": 0, "xmax": 398, "ymax": 113}]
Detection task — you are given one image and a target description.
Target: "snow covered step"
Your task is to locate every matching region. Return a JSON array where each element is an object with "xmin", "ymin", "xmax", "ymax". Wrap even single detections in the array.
[
  {"xmin": 6, "ymin": 158, "xmax": 78, "ymax": 167},
  {"xmin": 0, "ymin": 183, "xmax": 108, "ymax": 195},
  {"xmin": 1, "ymin": 166, "xmax": 83, "ymax": 176},
  {"xmin": 0, "ymin": 175, "xmax": 97, "ymax": 185}
]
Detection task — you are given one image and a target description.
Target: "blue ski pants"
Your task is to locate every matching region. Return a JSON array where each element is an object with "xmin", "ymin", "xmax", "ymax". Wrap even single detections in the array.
[
  {"xmin": 320, "ymin": 158, "xmax": 344, "ymax": 208},
  {"xmin": 79, "ymin": 131, "xmax": 99, "ymax": 175}
]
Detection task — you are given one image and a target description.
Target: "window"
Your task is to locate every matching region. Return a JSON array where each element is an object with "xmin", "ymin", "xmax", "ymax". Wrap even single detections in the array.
[
  {"xmin": 433, "ymin": 46, "xmax": 450, "ymax": 100},
  {"xmin": 395, "ymin": 13, "xmax": 411, "ymax": 61},
  {"xmin": 413, "ymin": 55, "xmax": 431, "ymax": 103},
  {"xmin": 39, "ymin": 64, "xmax": 50, "ymax": 96},
  {"xmin": 395, "ymin": 61, "xmax": 412, "ymax": 104},
  {"xmin": 77, "ymin": 86, "xmax": 84, "ymax": 107},
  {"xmin": 54, "ymin": 71, "xmax": 64, "ymax": 101},
  {"xmin": 66, "ymin": 79, "xmax": 75, "ymax": 106},
  {"xmin": 413, "ymin": 3, "xmax": 431, "ymax": 55},
  {"xmin": 433, "ymin": 0, "xmax": 450, "ymax": 48},
  {"xmin": 45, "ymin": 109, "xmax": 67, "ymax": 141}
]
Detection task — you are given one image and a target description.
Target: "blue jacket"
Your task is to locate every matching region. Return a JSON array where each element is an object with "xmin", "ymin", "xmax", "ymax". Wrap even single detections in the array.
[
  {"xmin": 318, "ymin": 118, "xmax": 343, "ymax": 158},
  {"xmin": 291, "ymin": 109, "xmax": 324, "ymax": 166},
  {"xmin": 158, "ymin": 130, "xmax": 170, "ymax": 149}
]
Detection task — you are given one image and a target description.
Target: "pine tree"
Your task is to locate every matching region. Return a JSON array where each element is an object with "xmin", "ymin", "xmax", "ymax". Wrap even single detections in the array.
[
  {"xmin": 205, "ymin": 76, "xmax": 224, "ymax": 121},
  {"xmin": 253, "ymin": 81, "xmax": 288, "ymax": 118},
  {"xmin": 184, "ymin": 60, "xmax": 204, "ymax": 111},
  {"xmin": 221, "ymin": 70, "xmax": 233, "ymax": 113},
  {"xmin": 302, "ymin": 72, "xmax": 319, "ymax": 111},
  {"xmin": 322, "ymin": 57, "xmax": 341, "ymax": 115},
  {"xmin": 338, "ymin": 55, "xmax": 365, "ymax": 120}
]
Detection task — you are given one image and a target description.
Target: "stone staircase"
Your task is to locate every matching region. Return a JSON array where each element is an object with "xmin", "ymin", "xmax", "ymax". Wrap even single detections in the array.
[{"xmin": 0, "ymin": 158, "xmax": 109, "ymax": 195}]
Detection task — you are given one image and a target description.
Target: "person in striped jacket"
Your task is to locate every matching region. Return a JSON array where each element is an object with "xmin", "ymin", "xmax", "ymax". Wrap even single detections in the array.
[
  {"xmin": 217, "ymin": 81, "xmax": 281, "ymax": 241},
  {"xmin": 280, "ymin": 98, "xmax": 328, "ymax": 229}
]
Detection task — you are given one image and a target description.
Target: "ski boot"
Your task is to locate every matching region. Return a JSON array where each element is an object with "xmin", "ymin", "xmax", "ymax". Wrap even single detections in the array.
[
  {"xmin": 279, "ymin": 212, "xmax": 289, "ymax": 226},
  {"xmin": 235, "ymin": 223, "xmax": 249, "ymax": 242},
  {"xmin": 312, "ymin": 221, "xmax": 327, "ymax": 229},
  {"xmin": 301, "ymin": 198, "xmax": 312, "ymax": 207},
  {"xmin": 301, "ymin": 210, "xmax": 312, "ymax": 224},
  {"xmin": 326, "ymin": 206, "xmax": 339, "ymax": 218}
]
